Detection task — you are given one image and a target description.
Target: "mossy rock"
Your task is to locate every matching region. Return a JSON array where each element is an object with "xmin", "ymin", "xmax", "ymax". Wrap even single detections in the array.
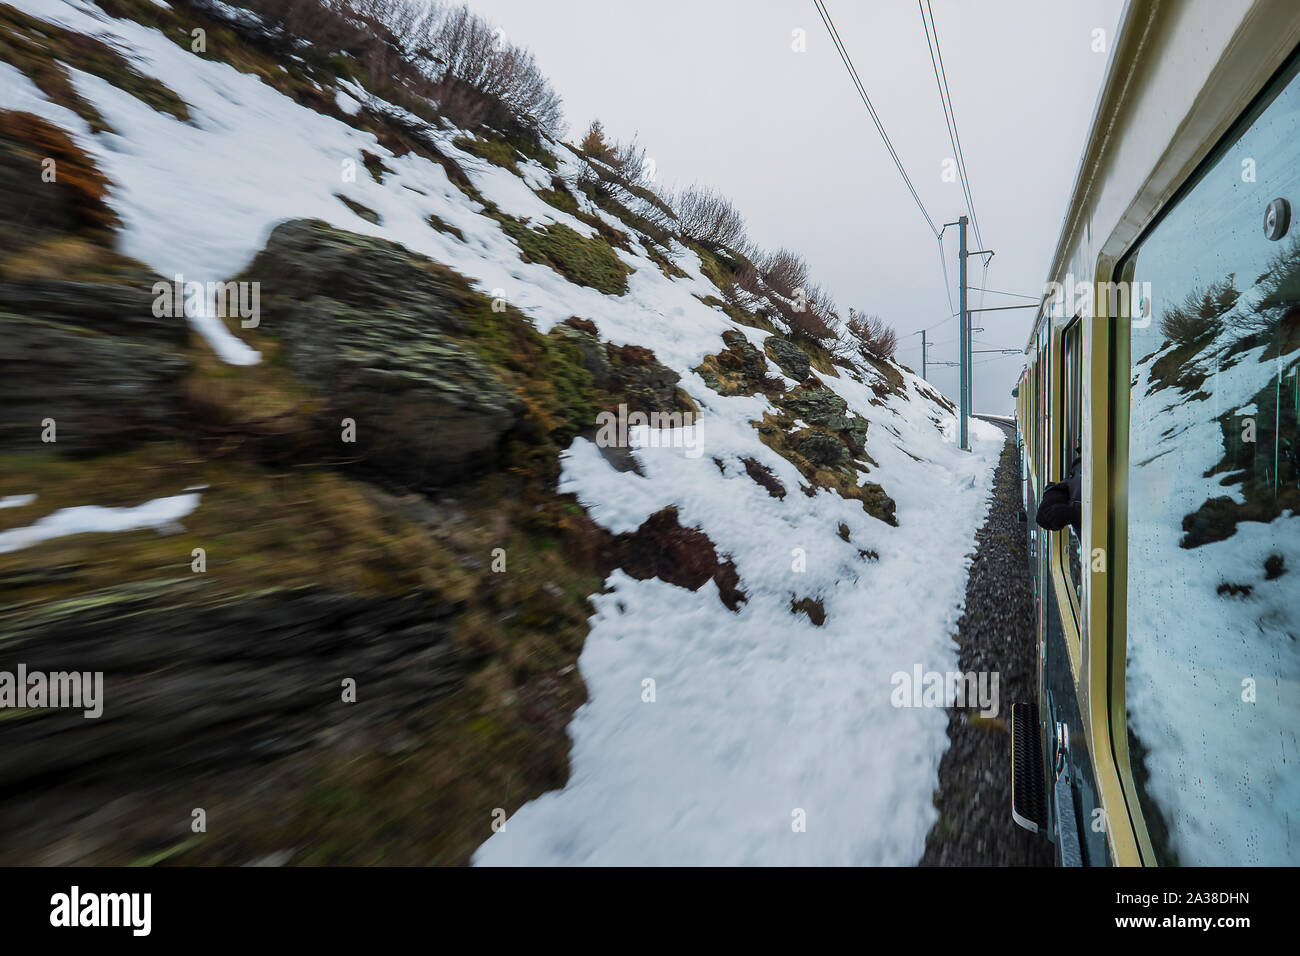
[
  {"xmin": 695, "ymin": 329, "xmax": 779, "ymax": 397},
  {"xmin": 754, "ymin": 411, "xmax": 895, "ymax": 524},
  {"xmin": 794, "ymin": 430, "xmax": 849, "ymax": 468},
  {"xmin": 233, "ymin": 220, "xmax": 535, "ymax": 486},
  {"xmin": 764, "ymin": 336, "xmax": 811, "ymax": 380},
  {"xmin": 496, "ymin": 215, "xmax": 631, "ymax": 295}
]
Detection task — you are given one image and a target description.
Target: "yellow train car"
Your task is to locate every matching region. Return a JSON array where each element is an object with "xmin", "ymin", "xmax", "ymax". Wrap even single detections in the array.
[{"xmin": 1012, "ymin": 0, "xmax": 1300, "ymax": 866}]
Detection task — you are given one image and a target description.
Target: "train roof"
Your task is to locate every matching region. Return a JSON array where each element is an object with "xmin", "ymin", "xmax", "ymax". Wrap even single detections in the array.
[{"xmin": 1025, "ymin": 0, "xmax": 1300, "ymax": 353}]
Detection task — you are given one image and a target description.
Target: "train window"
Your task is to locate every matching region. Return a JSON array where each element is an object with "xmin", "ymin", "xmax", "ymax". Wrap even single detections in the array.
[
  {"xmin": 1037, "ymin": 334, "xmax": 1048, "ymax": 497},
  {"xmin": 1062, "ymin": 321, "xmax": 1083, "ymax": 596},
  {"xmin": 1121, "ymin": 57, "xmax": 1300, "ymax": 865}
]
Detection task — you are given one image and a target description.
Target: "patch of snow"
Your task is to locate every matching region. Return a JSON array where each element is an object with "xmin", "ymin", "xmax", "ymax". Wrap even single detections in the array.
[
  {"xmin": 12, "ymin": 0, "xmax": 1007, "ymax": 865},
  {"xmin": 0, "ymin": 494, "xmax": 201, "ymax": 554}
]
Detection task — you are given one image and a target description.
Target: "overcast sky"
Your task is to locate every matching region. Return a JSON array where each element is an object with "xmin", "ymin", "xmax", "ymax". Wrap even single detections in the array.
[{"xmin": 463, "ymin": 0, "xmax": 1124, "ymax": 414}]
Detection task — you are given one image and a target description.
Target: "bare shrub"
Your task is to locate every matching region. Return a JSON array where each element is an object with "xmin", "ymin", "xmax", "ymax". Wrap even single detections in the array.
[
  {"xmin": 759, "ymin": 248, "xmax": 811, "ymax": 302},
  {"xmin": 674, "ymin": 184, "xmax": 746, "ymax": 248},
  {"xmin": 421, "ymin": 3, "xmax": 564, "ymax": 137},
  {"xmin": 1244, "ymin": 237, "xmax": 1300, "ymax": 337},
  {"xmin": 766, "ymin": 279, "xmax": 838, "ymax": 346},
  {"xmin": 844, "ymin": 308, "xmax": 898, "ymax": 360},
  {"xmin": 240, "ymin": 0, "xmax": 564, "ymax": 138},
  {"xmin": 579, "ymin": 129, "xmax": 656, "ymax": 205},
  {"xmin": 607, "ymin": 135, "xmax": 652, "ymax": 192},
  {"xmin": 236, "ymin": 0, "xmax": 366, "ymax": 49},
  {"xmin": 731, "ymin": 261, "xmax": 763, "ymax": 298},
  {"xmin": 1160, "ymin": 276, "xmax": 1239, "ymax": 345},
  {"xmin": 784, "ymin": 306, "xmax": 840, "ymax": 346}
]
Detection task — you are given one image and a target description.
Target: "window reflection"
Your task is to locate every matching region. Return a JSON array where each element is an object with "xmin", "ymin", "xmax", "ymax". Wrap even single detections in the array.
[{"xmin": 1124, "ymin": 63, "xmax": 1300, "ymax": 866}]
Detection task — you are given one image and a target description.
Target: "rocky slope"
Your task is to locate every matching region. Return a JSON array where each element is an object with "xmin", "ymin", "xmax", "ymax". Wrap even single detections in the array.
[{"xmin": 0, "ymin": 0, "xmax": 1003, "ymax": 865}]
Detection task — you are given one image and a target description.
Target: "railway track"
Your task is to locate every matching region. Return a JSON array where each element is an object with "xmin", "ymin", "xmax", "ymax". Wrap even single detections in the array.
[{"xmin": 920, "ymin": 416, "xmax": 1051, "ymax": 866}]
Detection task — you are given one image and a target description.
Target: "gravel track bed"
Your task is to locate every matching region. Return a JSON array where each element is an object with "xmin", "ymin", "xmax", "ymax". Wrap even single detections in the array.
[{"xmin": 920, "ymin": 419, "xmax": 1053, "ymax": 867}]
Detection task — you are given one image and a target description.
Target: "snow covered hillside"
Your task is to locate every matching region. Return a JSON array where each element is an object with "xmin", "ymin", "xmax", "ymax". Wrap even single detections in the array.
[
  {"xmin": 0, "ymin": 0, "xmax": 1003, "ymax": 864},
  {"xmin": 1127, "ymin": 268, "xmax": 1300, "ymax": 866}
]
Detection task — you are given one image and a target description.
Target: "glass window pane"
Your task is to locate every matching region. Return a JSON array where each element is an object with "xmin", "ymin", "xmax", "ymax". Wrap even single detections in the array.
[{"xmin": 1124, "ymin": 60, "xmax": 1300, "ymax": 866}]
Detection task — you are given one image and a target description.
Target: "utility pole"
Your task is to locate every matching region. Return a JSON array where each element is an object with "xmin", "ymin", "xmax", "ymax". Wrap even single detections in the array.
[
  {"xmin": 958, "ymin": 216, "xmax": 969, "ymax": 450},
  {"xmin": 944, "ymin": 217, "xmax": 998, "ymax": 450},
  {"xmin": 914, "ymin": 329, "xmax": 927, "ymax": 381}
]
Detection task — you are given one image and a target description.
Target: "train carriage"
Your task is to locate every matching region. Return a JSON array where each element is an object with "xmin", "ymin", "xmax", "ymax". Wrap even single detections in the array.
[{"xmin": 1012, "ymin": 0, "xmax": 1300, "ymax": 866}]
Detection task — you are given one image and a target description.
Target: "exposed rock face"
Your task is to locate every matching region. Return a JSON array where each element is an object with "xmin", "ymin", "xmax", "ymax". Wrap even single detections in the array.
[
  {"xmin": 0, "ymin": 279, "xmax": 182, "ymax": 340},
  {"xmin": 0, "ymin": 281, "xmax": 189, "ymax": 456},
  {"xmin": 554, "ymin": 318, "xmax": 695, "ymax": 416},
  {"xmin": 776, "ymin": 383, "xmax": 869, "ymax": 456},
  {"xmin": 695, "ymin": 328, "xmax": 778, "ymax": 397},
  {"xmin": 0, "ymin": 112, "xmax": 189, "ymax": 457},
  {"xmin": 795, "ymin": 430, "xmax": 849, "ymax": 468},
  {"xmin": 242, "ymin": 219, "xmax": 524, "ymax": 487},
  {"xmin": 0, "ymin": 583, "xmax": 463, "ymax": 789},
  {"xmin": 777, "ymin": 382, "xmax": 846, "ymax": 425},
  {"xmin": 764, "ymin": 335, "xmax": 811, "ymax": 381},
  {"xmin": 606, "ymin": 342, "xmax": 693, "ymax": 414},
  {"xmin": 552, "ymin": 318, "xmax": 613, "ymax": 387},
  {"xmin": 614, "ymin": 506, "xmax": 747, "ymax": 612}
]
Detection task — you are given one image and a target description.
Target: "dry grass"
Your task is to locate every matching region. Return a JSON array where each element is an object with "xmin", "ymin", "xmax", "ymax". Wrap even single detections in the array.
[
  {"xmin": 0, "ymin": 3, "xmax": 189, "ymax": 131},
  {"xmin": 0, "ymin": 109, "xmax": 119, "ymax": 232}
]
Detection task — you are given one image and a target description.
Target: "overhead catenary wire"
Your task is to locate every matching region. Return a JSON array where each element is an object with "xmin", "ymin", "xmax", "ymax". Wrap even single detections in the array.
[
  {"xmin": 817, "ymin": 1, "xmax": 999, "ymax": 382},
  {"xmin": 970, "ymin": 286, "xmax": 1040, "ymax": 300},
  {"xmin": 919, "ymin": 0, "xmax": 984, "ymax": 250},
  {"xmin": 813, "ymin": 0, "xmax": 940, "ymax": 239},
  {"xmin": 973, "ymin": 353, "xmax": 1023, "ymax": 365},
  {"xmin": 937, "ymin": 233, "xmax": 956, "ymax": 316},
  {"xmin": 915, "ymin": 1, "xmax": 993, "ymax": 354}
]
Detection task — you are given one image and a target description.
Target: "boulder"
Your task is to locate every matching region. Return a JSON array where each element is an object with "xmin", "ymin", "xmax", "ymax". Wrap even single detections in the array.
[
  {"xmin": 795, "ymin": 430, "xmax": 849, "ymax": 468},
  {"xmin": 242, "ymin": 219, "xmax": 524, "ymax": 487},
  {"xmin": 0, "ymin": 297, "xmax": 188, "ymax": 456},
  {"xmin": 778, "ymin": 384, "xmax": 847, "ymax": 426},
  {"xmin": 764, "ymin": 335, "xmax": 811, "ymax": 380},
  {"xmin": 695, "ymin": 328, "xmax": 774, "ymax": 397},
  {"xmin": 607, "ymin": 342, "xmax": 691, "ymax": 413}
]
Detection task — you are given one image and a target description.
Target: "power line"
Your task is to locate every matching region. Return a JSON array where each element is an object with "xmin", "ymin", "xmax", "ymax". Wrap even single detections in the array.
[
  {"xmin": 969, "ymin": 286, "xmax": 1039, "ymax": 300},
  {"xmin": 919, "ymin": 0, "xmax": 984, "ymax": 250},
  {"xmin": 936, "ymin": 233, "xmax": 955, "ymax": 315},
  {"xmin": 813, "ymin": 0, "xmax": 940, "ymax": 238}
]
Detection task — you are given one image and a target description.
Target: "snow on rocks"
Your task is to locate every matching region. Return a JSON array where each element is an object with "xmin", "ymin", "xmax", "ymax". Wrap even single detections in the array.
[{"xmin": 11, "ymin": 0, "xmax": 1005, "ymax": 864}]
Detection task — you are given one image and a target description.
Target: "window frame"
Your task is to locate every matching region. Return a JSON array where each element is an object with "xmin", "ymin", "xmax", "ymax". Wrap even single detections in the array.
[{"xmin": 1108, "ymin": 45, "xmax": 1300, "ymax": 868}]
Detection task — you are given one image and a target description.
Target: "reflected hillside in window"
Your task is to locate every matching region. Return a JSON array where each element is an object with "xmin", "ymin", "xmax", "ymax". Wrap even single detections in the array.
[
  {"xmin": 1123, "ymin": 58, "xmax": 1300, "ymax": 867},
  {"xmin": 1134, "ymin": 238, "xmax": 1300, "ymax": 549}
]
